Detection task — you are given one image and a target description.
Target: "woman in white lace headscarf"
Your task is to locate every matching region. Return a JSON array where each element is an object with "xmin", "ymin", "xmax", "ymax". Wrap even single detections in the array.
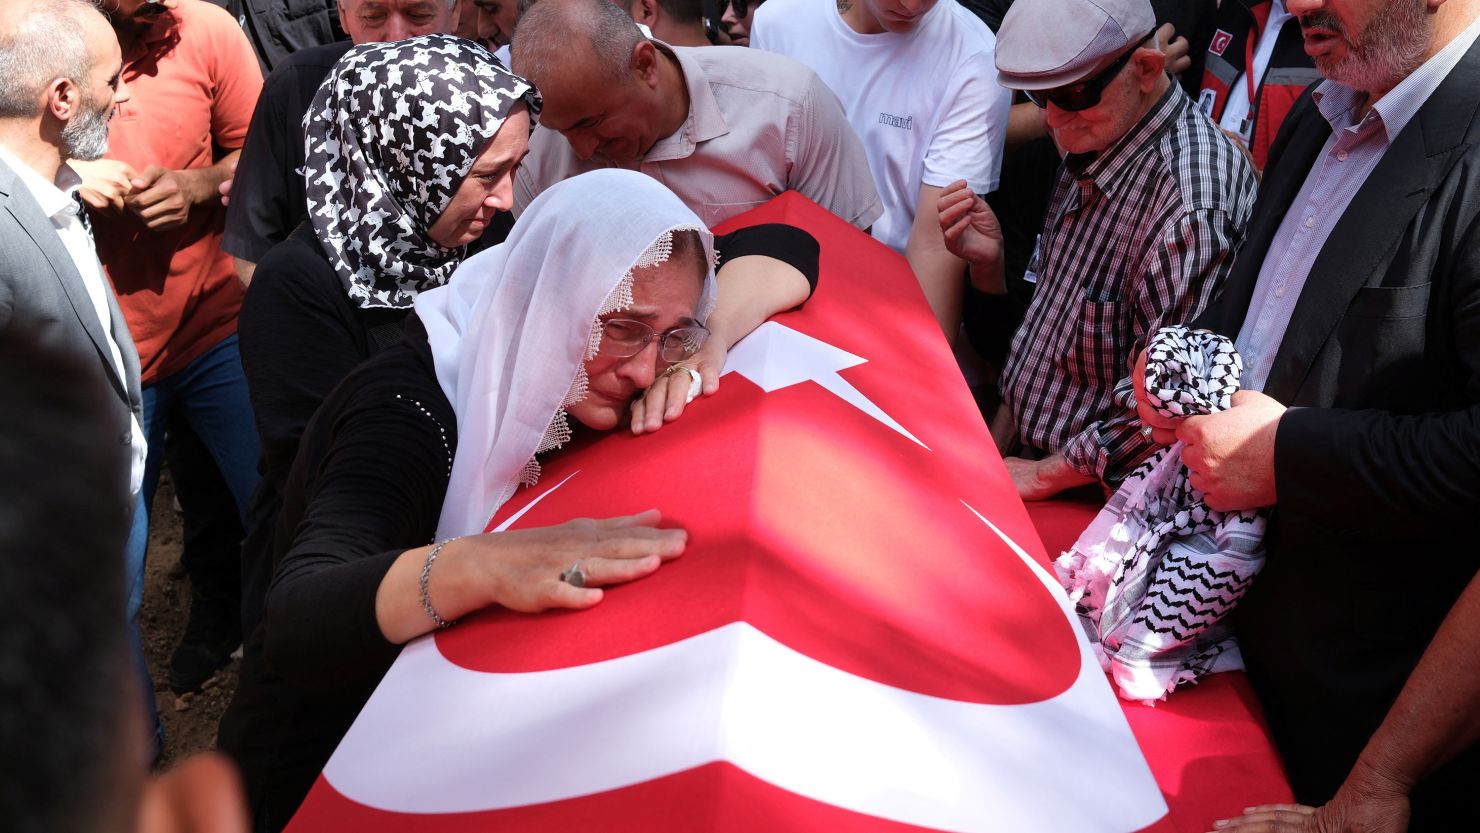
[
  {"xmin": 418, "ymin": 169, "xmax": 718, "ymax": 538},
  {"xmin": 219, "ymin": 169, "xmax": 815, "ymax": 828}
]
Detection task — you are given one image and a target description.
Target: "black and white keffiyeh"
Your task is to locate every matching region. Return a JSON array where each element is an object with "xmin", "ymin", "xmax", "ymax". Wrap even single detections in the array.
[
  {"xmin": 303, "ymin": 34, "xmax": 539, "ymax": 309},
  {"xmin": 1055, "ymin": 327, "xmax": 1269, "ymax": 703}
]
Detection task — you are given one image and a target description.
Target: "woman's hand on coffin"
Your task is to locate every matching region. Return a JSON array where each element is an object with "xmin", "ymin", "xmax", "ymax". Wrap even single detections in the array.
[
  {"xmin": 474, "ymin": 510, "xmax": 687, "ymax": 612},
  {"xmin": 1211, "ymin": 781, "xmax": 1410, "ymax": 833}
]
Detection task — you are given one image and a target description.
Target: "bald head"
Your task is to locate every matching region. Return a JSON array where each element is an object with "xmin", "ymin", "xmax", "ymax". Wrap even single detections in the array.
[
  {"xmin": 0, "ymin": 0, "xmax": 110, "ymax": 120},
  {"xmin": 512, "ymin": 0, "xmax": 644, "ymax": 86}
]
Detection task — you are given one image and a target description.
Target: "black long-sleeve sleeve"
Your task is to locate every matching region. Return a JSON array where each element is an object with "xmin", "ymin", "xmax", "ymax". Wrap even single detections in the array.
[
  {"xmin": 715, "ymin": 223, "xmax": 821, "ymax": 299},
  {"xmin": 237, "ymin": 226, "xmax": 409, "ymax": 635},
  {"xmin": 260, "ymin": 336, "xmax": 455, "ymax": 687}
]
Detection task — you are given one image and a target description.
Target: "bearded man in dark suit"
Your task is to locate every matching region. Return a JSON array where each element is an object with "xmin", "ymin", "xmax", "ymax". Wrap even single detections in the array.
[{"xmin": 1137, "ymin": 0, "xmax": 1480, "ymax": 828}]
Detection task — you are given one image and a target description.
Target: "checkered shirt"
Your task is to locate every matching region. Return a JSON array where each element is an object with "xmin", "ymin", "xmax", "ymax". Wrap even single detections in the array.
[{"xmin": 999, "ymin": 84, "xmax": 1258, "ymax": 484}]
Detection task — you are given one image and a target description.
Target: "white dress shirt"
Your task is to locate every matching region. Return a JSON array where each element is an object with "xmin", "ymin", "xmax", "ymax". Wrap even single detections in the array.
[{"xmin": 0, "ymin": 143, "xmax": 147, "ymax": 495}]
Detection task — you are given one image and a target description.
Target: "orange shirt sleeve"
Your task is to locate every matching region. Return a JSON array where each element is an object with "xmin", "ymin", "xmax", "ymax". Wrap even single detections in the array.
[{"xmin": 203, "ymin": 1, "xmax": 265, "ymax": 152}]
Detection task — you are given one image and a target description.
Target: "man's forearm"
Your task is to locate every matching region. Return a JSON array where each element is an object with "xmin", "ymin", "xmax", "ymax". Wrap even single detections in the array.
[
  {"xmin": 233, "ymin": 257, "xmax": 257, "ymax": 288},
  {"xmin": 966, "ymin": 254, "xmax": 1006, "ymax": 295},
  {"xmin": 907, "ymin": 183, "xmax": 967, "ymax": 343},
  {"xmin": 906, "ymin": 238, "xmax": 966, "ymax": 342},
  {"xmin": 1005, "ymin": 100, "xmax": 1048, "ymax": 156},
  {"xmin": 1353, "ymin": 571, "xmax": 1480, "ymax": 791},
  {"xmin": 1003, "ymin": 452, "xmax": 1095, "ymax": 501},
  {"xmin": 178, "ymin": 150, "xmax": 242, "ymax": 207},
  {"xmin": 1035, "ymin": 452, "xmax": 1095, "ymax": 491}
]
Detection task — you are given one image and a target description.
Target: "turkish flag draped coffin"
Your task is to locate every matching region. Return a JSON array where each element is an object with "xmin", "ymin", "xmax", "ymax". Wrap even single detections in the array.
[{"xmin": 286, "ymin": 193, "xmax": 1171, "ymax": 832}]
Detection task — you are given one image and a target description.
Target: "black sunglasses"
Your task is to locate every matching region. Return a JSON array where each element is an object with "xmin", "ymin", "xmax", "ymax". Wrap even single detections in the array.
[
  {"xmin": 1023, "ymin": 31, "xmax": 1155, "ymax": 112},
  {"xmin": 728, "ymin": 0, "xmax": 759, "ymax": 17}
]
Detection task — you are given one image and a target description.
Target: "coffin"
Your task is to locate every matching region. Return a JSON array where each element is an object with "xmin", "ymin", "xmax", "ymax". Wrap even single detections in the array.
[{"xmin": 285, "ymin": 192, "xmax": 1290, "ymax": 833}]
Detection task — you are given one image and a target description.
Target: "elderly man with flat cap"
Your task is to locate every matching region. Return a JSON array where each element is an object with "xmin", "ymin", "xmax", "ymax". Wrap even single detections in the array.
[{"xmin": 939, "ymin": 0, "xmax": 1256, "ymax": 500}]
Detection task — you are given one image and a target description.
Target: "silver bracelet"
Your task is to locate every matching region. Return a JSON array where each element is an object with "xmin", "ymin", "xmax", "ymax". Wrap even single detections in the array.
[{"xmin": 420, "ymin": 537, "xmax": 460, "ymax": 629}]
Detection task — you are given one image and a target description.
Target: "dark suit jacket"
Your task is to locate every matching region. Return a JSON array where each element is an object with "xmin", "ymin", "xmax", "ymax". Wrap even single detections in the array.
[
  {"xmin": 227, "ymin": 0, "xmax": 343, "ymax": 75},
  {"xmin": 0, "ymin": 156, "xmax": 144, "ymax": 513},
  {"xmin": 1197, "ymin": 39, "xmax": 1480, "ymax": 821}
]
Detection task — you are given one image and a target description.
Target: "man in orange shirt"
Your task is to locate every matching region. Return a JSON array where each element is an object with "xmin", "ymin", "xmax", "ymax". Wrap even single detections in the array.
[{"xmin": 74, "ymin": 0, "xmax": 263, "ymax": 753}]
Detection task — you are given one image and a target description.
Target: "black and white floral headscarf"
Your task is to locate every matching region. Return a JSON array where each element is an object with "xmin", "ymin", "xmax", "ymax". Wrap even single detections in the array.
[{"xmin": 304, "ymin": 34, "xmax": 540, "ymax": 309}]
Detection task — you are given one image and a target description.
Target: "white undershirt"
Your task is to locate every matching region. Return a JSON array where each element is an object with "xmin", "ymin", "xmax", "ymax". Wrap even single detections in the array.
[
  {"xmin": 0, "ymin": 143, "xmax": 147, "ymax": 496},
  {"xmin": 1220, "ymin": 0, "xmax": 1294, "ymax": 140}
]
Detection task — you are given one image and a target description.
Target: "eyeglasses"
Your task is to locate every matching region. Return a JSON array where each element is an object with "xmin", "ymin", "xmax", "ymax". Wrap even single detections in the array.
[
  {"xmin": 599, "ymin": 318, "xmax": 710, "ymax": 364},
  {"xmin": 1023, "ymin": 31, "xmax": 1155, "ymax": 112},
  {"xmin": 727, "ymin": 0, "xmax": 759, "ymax": 17}
]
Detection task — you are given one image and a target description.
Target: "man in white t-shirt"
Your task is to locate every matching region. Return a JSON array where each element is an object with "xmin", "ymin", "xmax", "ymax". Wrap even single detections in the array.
[{"xmin": 751, "ymin": 0, "xmax": 1011, "ymax": 344}]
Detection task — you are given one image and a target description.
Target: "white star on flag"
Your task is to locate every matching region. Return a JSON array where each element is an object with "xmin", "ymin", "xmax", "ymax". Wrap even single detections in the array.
[{"xmin": 721, "ymin": 322, "xmax": 928, "ymax": 449}]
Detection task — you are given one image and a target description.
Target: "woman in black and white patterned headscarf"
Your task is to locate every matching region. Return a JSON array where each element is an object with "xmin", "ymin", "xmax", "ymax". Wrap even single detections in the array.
[
  {"xmin": 305, "ymin": 32, "xmax": 541, "ymax": 307},
  {"xmin": 235, "ymin": 34, "xmax": 540, "ymax": 641}
]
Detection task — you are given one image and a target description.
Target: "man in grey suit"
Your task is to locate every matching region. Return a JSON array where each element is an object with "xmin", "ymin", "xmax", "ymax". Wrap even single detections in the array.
[{"xmin": 0, "ymin": 0, "xmax": 154, "ymax": 751}]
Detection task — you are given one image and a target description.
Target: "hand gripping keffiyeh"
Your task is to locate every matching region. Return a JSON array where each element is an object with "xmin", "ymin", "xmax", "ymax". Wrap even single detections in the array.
[
  {"xmin": 1054, "ymin": 326, "xmax": 1269, "ymax": 703},
  {"xmin": 415, "ymin": 170, "xmax": 717, "ymax": 540},
  {"xmin": 303, "ymin": 34, "xmax": 539, "ymax": 309}
]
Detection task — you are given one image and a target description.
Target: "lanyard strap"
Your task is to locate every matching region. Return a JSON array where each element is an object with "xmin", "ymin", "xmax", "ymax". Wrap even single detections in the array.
[{"xmin": 1243, "ymin": 19, "xmax": 1259, "ymax": 107}]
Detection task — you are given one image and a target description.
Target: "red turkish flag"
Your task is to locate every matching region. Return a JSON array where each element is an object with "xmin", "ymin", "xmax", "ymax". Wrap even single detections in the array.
[{"xmin": 284, "ymin": 194, "xmax": 1282, "ymax": 833}]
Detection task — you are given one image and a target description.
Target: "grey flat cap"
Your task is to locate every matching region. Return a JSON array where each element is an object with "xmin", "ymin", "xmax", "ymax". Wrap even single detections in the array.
[{"xmin": 995, "ymin": 0, "xmax": 1156, "ymax": 90}]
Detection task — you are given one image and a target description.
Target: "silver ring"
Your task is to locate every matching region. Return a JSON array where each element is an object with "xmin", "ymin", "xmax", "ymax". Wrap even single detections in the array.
[
  {"xmin": 560, "ymin": 561, "xmax": 586, "ymax": 588},
  {"xmin": 1140, "ymin": 425, "xmax": 1154, "ymax": 439}
]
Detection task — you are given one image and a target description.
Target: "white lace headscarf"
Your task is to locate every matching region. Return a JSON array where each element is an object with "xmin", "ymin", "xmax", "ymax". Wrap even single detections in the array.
[{"xmin": 417, "ymin": 170, "xmax": 717, "ymax": 540}]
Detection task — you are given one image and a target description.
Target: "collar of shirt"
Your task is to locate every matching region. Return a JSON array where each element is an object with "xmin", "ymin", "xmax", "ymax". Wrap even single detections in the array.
[
  {"xmin": 1312, "ymin": 12, "xmax": 1480, "ymax": 143},
  {"xmin": 642, "ymin": 41, "xmax": 728, "ymax": 164},
  {"xmin": 1236, "ymin": 0, "xmax": 1289, "ymax": 20},
  {"xmin": 122, "ymin": 9, "xmax": 181, "ymax": 71},
  {"xmin": 1074, "ymin": 83, "xmax": 1185, "ymax": 199},
  {"xmin": 0, "ymin": 144, "xmax": 84, "ymax": 223}
]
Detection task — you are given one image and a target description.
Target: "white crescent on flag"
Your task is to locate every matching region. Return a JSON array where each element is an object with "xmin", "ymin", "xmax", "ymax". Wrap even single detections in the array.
[{"xmin": 322, "ymin": 498, "xmax": 1162, "ymax": 830}]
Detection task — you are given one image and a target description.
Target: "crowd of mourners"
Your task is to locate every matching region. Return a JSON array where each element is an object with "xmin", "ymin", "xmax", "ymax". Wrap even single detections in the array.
[{"xmin": 1, "ymin": 0, "xmax": 1477, "ymax": 831}]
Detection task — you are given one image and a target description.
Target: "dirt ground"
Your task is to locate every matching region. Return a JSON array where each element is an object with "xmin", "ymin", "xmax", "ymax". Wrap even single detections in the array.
[{"xmin": 141, "ymin": 472, "xmax": 240, "ymax": 769}]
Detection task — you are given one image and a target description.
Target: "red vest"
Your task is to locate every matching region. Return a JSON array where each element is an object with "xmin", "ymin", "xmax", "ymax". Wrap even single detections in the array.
[{"xmin": 1197, "ymin": 0, "xmax": 1320, "ymax": 169}]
